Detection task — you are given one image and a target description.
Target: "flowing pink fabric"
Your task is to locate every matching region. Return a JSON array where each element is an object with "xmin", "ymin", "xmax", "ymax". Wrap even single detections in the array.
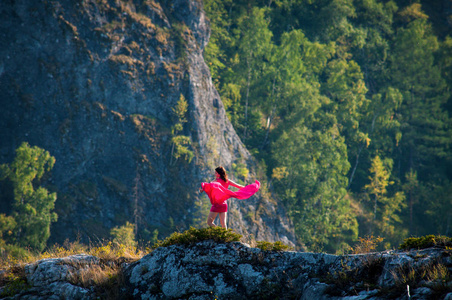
[{"xmin": 202, "ymin": 180, "xmax": 260, "ymax": 205}]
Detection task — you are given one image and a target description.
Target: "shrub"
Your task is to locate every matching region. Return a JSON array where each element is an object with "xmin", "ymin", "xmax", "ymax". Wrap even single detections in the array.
[
  {"xmin": 399, "ymin": 235, "xmax": 452, "ymax": 250},
  {"xmin": 110, "ymin": 222, "xmax": 137, "ymax": 248},
  {"xmin": 350, "ymin": 235, "xmax": 384, "ymax": 254},
  {"xmin": 0, "ymin": 142, "xmax": 58, "ymax": 251},
  {"xmin": 256, "ymin": 241, "xmax": 293, "ymax": 251},
  {"xmin": 152, "ymin": 227, "xmax": 242, "ymax": 249}
]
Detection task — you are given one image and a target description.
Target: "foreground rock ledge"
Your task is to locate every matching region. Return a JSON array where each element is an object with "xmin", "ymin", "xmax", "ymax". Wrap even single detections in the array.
[{"xmin": 4, "ymin": 241, "xmax": 452, "ymax": 299}]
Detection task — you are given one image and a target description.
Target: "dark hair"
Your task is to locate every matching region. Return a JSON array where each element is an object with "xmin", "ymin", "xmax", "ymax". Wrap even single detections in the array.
[{"xmin": 215, "ymin": 166, "xmax": 228, "ymax": 182}]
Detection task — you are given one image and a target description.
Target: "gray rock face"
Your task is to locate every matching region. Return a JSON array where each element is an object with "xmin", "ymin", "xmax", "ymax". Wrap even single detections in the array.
[
  {"xmin": 123, "ymin": 243, "xmax": 452, "ymax": 299},
  {"xmin": 2, "ymin": 255, "xmax": 98, "ymax": 299},
  {"xmin": 25, "ymin": 255, "xmax": 99, "ymax": 288},
  {"xmin": 4, "ymin": 244, "xmax": 451, "ymax": 299},
  {"xmin": 0, "ymin": 0, "xmax": 295, "ymax": 245}
]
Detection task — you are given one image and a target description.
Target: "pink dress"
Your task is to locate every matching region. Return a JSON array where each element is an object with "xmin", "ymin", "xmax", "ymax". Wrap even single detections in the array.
[
  {"xmin": 210, "ymin": 179, "xmax": 229, "ymax": 212},
  {"xmin": 201, "ymin": 179, "xmax": 261, "ymax": 213}
]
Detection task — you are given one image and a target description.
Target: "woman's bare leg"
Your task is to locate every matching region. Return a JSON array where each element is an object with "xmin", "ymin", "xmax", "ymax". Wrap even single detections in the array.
[
  {"xmin": 219, "ymin": 212, "xmax": 227, "ymax": 229},
  {"xmin": 207, "ymin": 212, "xmax": 219, "ymax": 227}
]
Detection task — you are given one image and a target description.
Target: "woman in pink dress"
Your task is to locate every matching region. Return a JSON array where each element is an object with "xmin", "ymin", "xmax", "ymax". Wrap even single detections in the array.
[{"xmin": 199, "ymin": 166, "xmax": 260, "ymax": 229}]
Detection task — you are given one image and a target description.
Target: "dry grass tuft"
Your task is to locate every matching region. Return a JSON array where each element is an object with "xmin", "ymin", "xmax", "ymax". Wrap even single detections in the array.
[
  {"xmin": 389, "ymin": 259, "xmax": 452, "ymax": 297},
  {"xmin": 89, "ymin": 241, "xmax": 144, "ymax": 261},
  {"xmin": 0, "ymin": 239, "xmax": 146, "ymax": 271},
  {"xmin": 0, "ymin": 239, "xmax": 145, "ymax": 298},
  {"xmin": 67, "ymin": 263, "xmax": 119, "ymax": 288}
]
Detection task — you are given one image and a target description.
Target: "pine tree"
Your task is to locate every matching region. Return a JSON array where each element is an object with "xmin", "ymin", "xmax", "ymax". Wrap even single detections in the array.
[
  {"xmin": 424, "ymin": 180, "xmax": 452, "ymax": 236},
  {"xmin": 272, "ymin": 111, "xmax": 357, "ymax": 253},
  {"xmin": 364, "ymin": 155, "xmax": 406, "ymax": 246},
  {"xmin": 0, "ymin": 142, "xmax": 58, "ymax": 251},
  {"xmin": 235, "ymin": 7, "xmax": 273, "ymax": 139},
  {"xmin": 203, "ymin": 0, "xmax": 233, "ymax": 86},
  {"xmin": 390, "ymin": 18, "xmax": 450, "ymax": 179},
  {"xmin": 347, "ymin": 87, "xmax": 404, "ymax": 190},
  {"xmin": 170, "ymin": 94, "xmax": 194, "ymax": 165},
  {"xmin": 402, "ymin": 170, "xmax": 419, "ymax": 234},
  {"xmin": 322, "ymin": 57, "xmax": 370, "ymax": 189},
  {"xmin": 110, "ymin": 221, "xmax": 137, "ymax": 248}
]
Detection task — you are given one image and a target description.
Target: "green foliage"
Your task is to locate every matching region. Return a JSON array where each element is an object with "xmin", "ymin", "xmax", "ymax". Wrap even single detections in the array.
[
  {"xmin": 256, "ymin": 241, "xmax": 292, "ymax": 251},
  {"xmin": 171, "ymin": 135, "xmax": 194, "ymax": 163},
  {"xmin": 0, "ymin": 142, "xmax": 58, "ymax": 251},
  {"xmin": 203, "ymin": 0, "xmax": 232, "ymax": 83},
  {"xmin": 150, "ymin": 229, "xmax": 159, "ymax": 246},
  {"xmin": 110, "ymin": 222, "xmax": 137, "ymax": 248},
  {"xmin": 202, "ymin": 0, "xmax": 452, "ymax": 253},
  {"xmin": 0, "ymin": 265, "xmax": 29, "ymax": 298},
  {"xmin": 399, "ymin": 235, "xmax": 452, "ymax": 251},
  {"xmin": 170, "ymin": 94, "xmax": 194, "ymax": 164},
  {"xmin": 271, "ymin": 119, "xmax": 358, "ymax": 252},
  {"xmin": 0, "ymin": 277, "xmax": 29, "ymax": 298},
  {"xmin": 232, "ymin": 162, "xmax": 249, "ymax": 185},
  {"xmin": 349, "ymin": 235, "xmax": 384, "ymax": 254},
  {"xmin": 391, "ymin": 19, "xmax": 450, "ymax": 172},
  {"xmin": 192, "ymin": 197, "xmax": 211, "ymax": 229},
  {"xmin": 0, "ymin": 244, "xmax": 33, "ymax": 268},
  {"xmin": 363, "ymin": 155, "xmax": 406, "ymax": 247},
  {"xmin": 172, "ymin": 93, "xmax": 189, "ymax": 124},
  {"xmin": 152, "ymin": 227, "xmax": 242, "ymax": 249},
  {"xmin": 423, "ymin": 181, "xmax": 452, "ymax": 236},
  {"xmin": 0, "ymin": 214, "xmax": 16, "ymax": 247}
]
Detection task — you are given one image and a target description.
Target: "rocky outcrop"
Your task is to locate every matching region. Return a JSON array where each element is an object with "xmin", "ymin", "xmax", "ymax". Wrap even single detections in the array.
[
  {"xmin": 0, "ymin": 0, "xmax": 295, "ymax": 245},
  {"xmin": 19, "ymin": 255, "xmax": 100, "ymax": 299},
  {"xmin": 3, "ymin": 242, "xmax": 451, "ymax": 299}
]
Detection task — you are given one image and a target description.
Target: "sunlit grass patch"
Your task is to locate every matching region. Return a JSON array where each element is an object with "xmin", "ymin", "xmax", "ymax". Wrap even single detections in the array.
[
  {"xmin": 90, "ymin": 241, "xmax": 144, "ymax": 261},
  {"xmin": 152, "ymin": 227, "xmax": 242, "ymax": 249},
  {"xmin": 0, "ymin": 238, "xmax": 146, "ymax": 272},
  {"xmin": 256, "ymin": 240, "xmax": 293, "ymax": 251}
]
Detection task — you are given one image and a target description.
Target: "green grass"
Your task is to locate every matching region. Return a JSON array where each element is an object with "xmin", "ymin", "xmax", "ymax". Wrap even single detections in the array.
[
  {"xmin": 151, "ymin": 227, "xmax": 242, "ymax": 249},
  {"xmin": 0, "ymin": 264, "xmax": 29, "ymax": 298},
  {"xmin": 256, "ymin": 241, "xmax": 293, "ymax": 251}
]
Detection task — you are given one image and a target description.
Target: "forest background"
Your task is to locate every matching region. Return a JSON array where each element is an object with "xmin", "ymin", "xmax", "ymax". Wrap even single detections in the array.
[{"xmin": 202, "ymin": 0, "xmax": 452, "ymax": 253}]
